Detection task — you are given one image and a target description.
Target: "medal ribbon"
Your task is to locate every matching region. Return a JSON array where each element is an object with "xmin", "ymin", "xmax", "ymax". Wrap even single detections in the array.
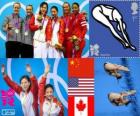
[
  {"xmin": 25, "ymin": 17, "xmax": 29, "ymax": 31},
  {"xmin": 64, "ymin": 16, "xmax": 69, "ymax": 29},
  {"xmin": 13, "ymin": 14, "xmax": 20, "ymax": 29},
  {"xmin": 72, "ymin": 14, "xmax": 78, "ymax": 28},
  {"xmin": 52, "ymin": 18, "xmax": 57, "ymax": 30}
]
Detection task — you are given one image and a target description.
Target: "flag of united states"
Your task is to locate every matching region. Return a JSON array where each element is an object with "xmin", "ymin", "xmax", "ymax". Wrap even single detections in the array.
[{"xmin": 68, "ymin": 78, "xmax": 94, "ymax": 96}]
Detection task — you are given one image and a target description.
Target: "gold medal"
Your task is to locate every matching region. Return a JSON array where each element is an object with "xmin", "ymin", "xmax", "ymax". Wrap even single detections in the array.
[{"xmin": 65, "ymin": 28, "xmax": 69, "ymax": 32}]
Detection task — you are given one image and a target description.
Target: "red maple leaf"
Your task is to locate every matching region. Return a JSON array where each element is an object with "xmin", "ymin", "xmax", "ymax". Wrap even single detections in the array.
[{"xmin": 76, "ymin": 99, "xmax": 86, "ymax": 111}]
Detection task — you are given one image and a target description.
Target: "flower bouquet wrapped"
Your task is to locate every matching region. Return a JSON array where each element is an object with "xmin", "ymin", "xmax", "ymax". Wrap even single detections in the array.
[
  {"xmin": 37, "ymin": 15, "xmax": 43, "ymax": 23},
  {"xmin": 70, "ymin": 35, "xmax": 80, "ymax": 51},
  {"xmin": 55, "ymin": 44, "xmax": 65, "ymax": 52}
]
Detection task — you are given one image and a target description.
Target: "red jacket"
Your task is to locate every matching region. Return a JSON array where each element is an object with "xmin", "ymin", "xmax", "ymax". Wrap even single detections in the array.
[
  {"xmin": 29, "ymin": 15, "xmax": 40, "ymax": 31},
  {"xmin": 39, "ymin": 76, "xmax": 64, "ymax": 116},
  {"xmin": 62, "ymin": 14, "xmax": 74, "ymax": 40},
  {"xmin": 71, "ymin": 12, "xmax": 87, "ymax": 41},
  {"xmin": 29, "ymin": 14, "xmax": 49, "ymax": 32},
  {"xmin": 4, "ymin": 75, "xmax": 39, "ymax": 116},
  {"xmin": 46, "ymin": 17, "xmax": 65, "ymax": 45}
]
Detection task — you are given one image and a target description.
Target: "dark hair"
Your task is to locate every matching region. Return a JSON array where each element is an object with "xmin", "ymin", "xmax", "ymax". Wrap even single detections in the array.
[
  {"xmin": 39, "ymin": 2, "xmax": 48, "ymax": 14},
  {"xmin": 112, "ymin": 100, "xmax": 119, "ymax": 106},
  {"xmin": 116, "ymin": 75, "xmax": 122, "ymax": 79},
  {"xmin": 104, "ymin": 63, "xmax": 122, "ymax": 79},
  {"xmin": 63, "ymin": 2, "xmax": 71, "ymax": 13},
  {"xmin": 108, "ymin": 93, "xmax": 119, "ymax": 106},
  {"xmin": 72, "ymin": 2, "xmax": 79, "ymax": 8},
  {"xmin": 13, "ymin": 2, "xmax": 21, "ymax": 8},
  {"xmin": 104, "ymin": 63, "xmax": 111, "ymax": 74},
  {"xmin": 103, "ymin": 63, "xmax": 107, "ymax": 70},
  {"xmin": 108, "ymin": 93, "xmax": 111, "ymax": 101},
  {"xmin": 104, "ymin": 62, "xmax": 107, "ymax": 67},
  {"xmin": 45, "ymin": 84, "xmax": 54, "ymax": 92},
  {"xmin": 20, "ymin": 75, "xmax": 31, "ymax": 84},
  {"xmin": 51, "ymin": 6, "xmax": 58, "ymax": 12},
  {"xmin": 26, "ymin": 4, "xmax": 33, "ymax": 10},
  {"xmin": 20, "ymin": 75, "xmax": 31, "ymax": 91},
  {"xmin": 112, "ymin": 99, "xmax": 130, "ymax": 106},
  {"xmin": 63, "ymin": 2, "xmax": 71, "ymax": 8}
]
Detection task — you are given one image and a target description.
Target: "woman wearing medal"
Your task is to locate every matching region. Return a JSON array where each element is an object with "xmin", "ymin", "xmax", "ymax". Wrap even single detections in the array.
[
  {"xmin": 46, "ymin": 6, "xmax": 65, "ymax": 58},
  {"xmin": 29, "ymin": 2, "xmax": 49, "ymax": 58},
  {"xmin": 2, "ymin": 2, "xmax": 23, "ymax": 58},
  {"xmin": 39, "ymin": 65, "xmax": 64, "ymax": 116},
  {"xmin": 71, "ymin": 2, "xmax": 87, "ymax": 58},
  {"xmin": 1, "ymin": 64, "xmax": 39, "ymax": 116},
  {"xmin": 21, "ymin": 5, "xmax": 34, "ymax": 58},
  {"xmin": 62, "ymin": 2, "xmax": 74, "ymax": 58}
]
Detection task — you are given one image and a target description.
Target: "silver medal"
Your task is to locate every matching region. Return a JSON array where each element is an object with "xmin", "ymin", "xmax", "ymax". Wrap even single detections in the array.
[
  {"xmin": 24, "ymin": 31, "xmax": 28, "ymax": 36},
  {"xmin": 15, "ymin": 29, "xmax": 19, "ymax": 34}
]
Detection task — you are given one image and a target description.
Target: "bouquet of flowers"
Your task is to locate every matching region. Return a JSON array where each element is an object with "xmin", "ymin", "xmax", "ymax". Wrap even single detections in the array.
[
  {"xmin": 37, "ymin": 15, "xmax": 43, "ymax": 22},
  {"xmin": 55, "ymin": 44, "xmax": 65, "ymax": 52},
  {"xmin": 70, "ymin": 35, "xmax": 80, "ymax": 51},
  {"xmin": 37, "ymin": 15, "xmax": 43, "ymax": 30}
]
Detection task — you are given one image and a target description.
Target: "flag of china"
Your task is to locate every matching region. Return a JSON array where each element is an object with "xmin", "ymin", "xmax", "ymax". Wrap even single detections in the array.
[{"xmin": 68, "ymin": 58, "xmax": 94, "ymax": 78}]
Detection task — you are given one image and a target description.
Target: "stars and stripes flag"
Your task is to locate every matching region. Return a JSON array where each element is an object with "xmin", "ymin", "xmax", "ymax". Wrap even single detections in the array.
[
  {"xmin": 68, "ymin": 58, "xmax": 94, "ymax": 116},
  {"xmin": 68, "ymin": 78, "xmax": 94, "ymax": 96}
]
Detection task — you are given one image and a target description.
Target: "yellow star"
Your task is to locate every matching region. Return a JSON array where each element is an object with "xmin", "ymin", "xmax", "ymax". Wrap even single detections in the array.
[{"xmin": 70, "ymin": 60, "xmax": 75, "ymax": 65}]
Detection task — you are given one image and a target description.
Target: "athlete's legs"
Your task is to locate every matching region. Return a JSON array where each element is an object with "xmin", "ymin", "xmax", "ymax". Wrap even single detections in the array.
[{"xmin": 113, "ymin": 9, "xmax": 136, "ymax": 50}]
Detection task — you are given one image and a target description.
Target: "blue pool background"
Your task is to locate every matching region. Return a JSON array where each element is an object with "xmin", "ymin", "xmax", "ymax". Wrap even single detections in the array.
[
  {"xmin": 0, "ymin": 0, "xmax": 89, "ymax": 58},
  {"xmin": 95, "ymin": 58, "xmax": 140, "ymax": 116},
  {"xmin": 0, "ymin": 58, "xmax": 68, "ymax": 116}
]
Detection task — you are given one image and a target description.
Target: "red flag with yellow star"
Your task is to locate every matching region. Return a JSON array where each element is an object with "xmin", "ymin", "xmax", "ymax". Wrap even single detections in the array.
[{"xmin": 68, "ymin": 58, "xmax": 94, "ymax": 78}]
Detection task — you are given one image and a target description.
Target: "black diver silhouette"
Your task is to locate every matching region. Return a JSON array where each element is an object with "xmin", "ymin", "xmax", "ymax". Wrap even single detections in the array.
[{"xmin": 92, "ymin": 4, "xmax": 136, "ymax": 51}]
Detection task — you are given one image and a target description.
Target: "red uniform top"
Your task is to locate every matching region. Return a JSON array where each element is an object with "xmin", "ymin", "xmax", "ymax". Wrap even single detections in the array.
[
  {"xmin": 29, "ymin": 15, "xmax": 40, "ymax": 31},
  {"xmin": 29, "ymin": 14, "xmax": 49, "ymax": 31},
  {"xmin": 39, "ymin": 76, "xmax": 64, "ymax": 116},
  {"xmin": 71, "ymin": 12, "xmax": 87, "ymax": 41},
  {"xmin": 4, "ymin": 75, "xmax": 39, "ymax": 116},
  {"xmin": 62, "ymin": 14, "xmax": 74, "ymax": 40},
  {"xmin": 46, "ymin": 17, "xmax": 65, "ymax": 45}
]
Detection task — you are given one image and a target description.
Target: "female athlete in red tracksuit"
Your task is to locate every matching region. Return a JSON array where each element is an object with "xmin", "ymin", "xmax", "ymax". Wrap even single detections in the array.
[
  {"xmin": 38, "ymin": 65, "xmax": 64, "ymax": 116},
  {"xmin": 1, "ymin": 64, "xmax": 38, "ymax": 116}
]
